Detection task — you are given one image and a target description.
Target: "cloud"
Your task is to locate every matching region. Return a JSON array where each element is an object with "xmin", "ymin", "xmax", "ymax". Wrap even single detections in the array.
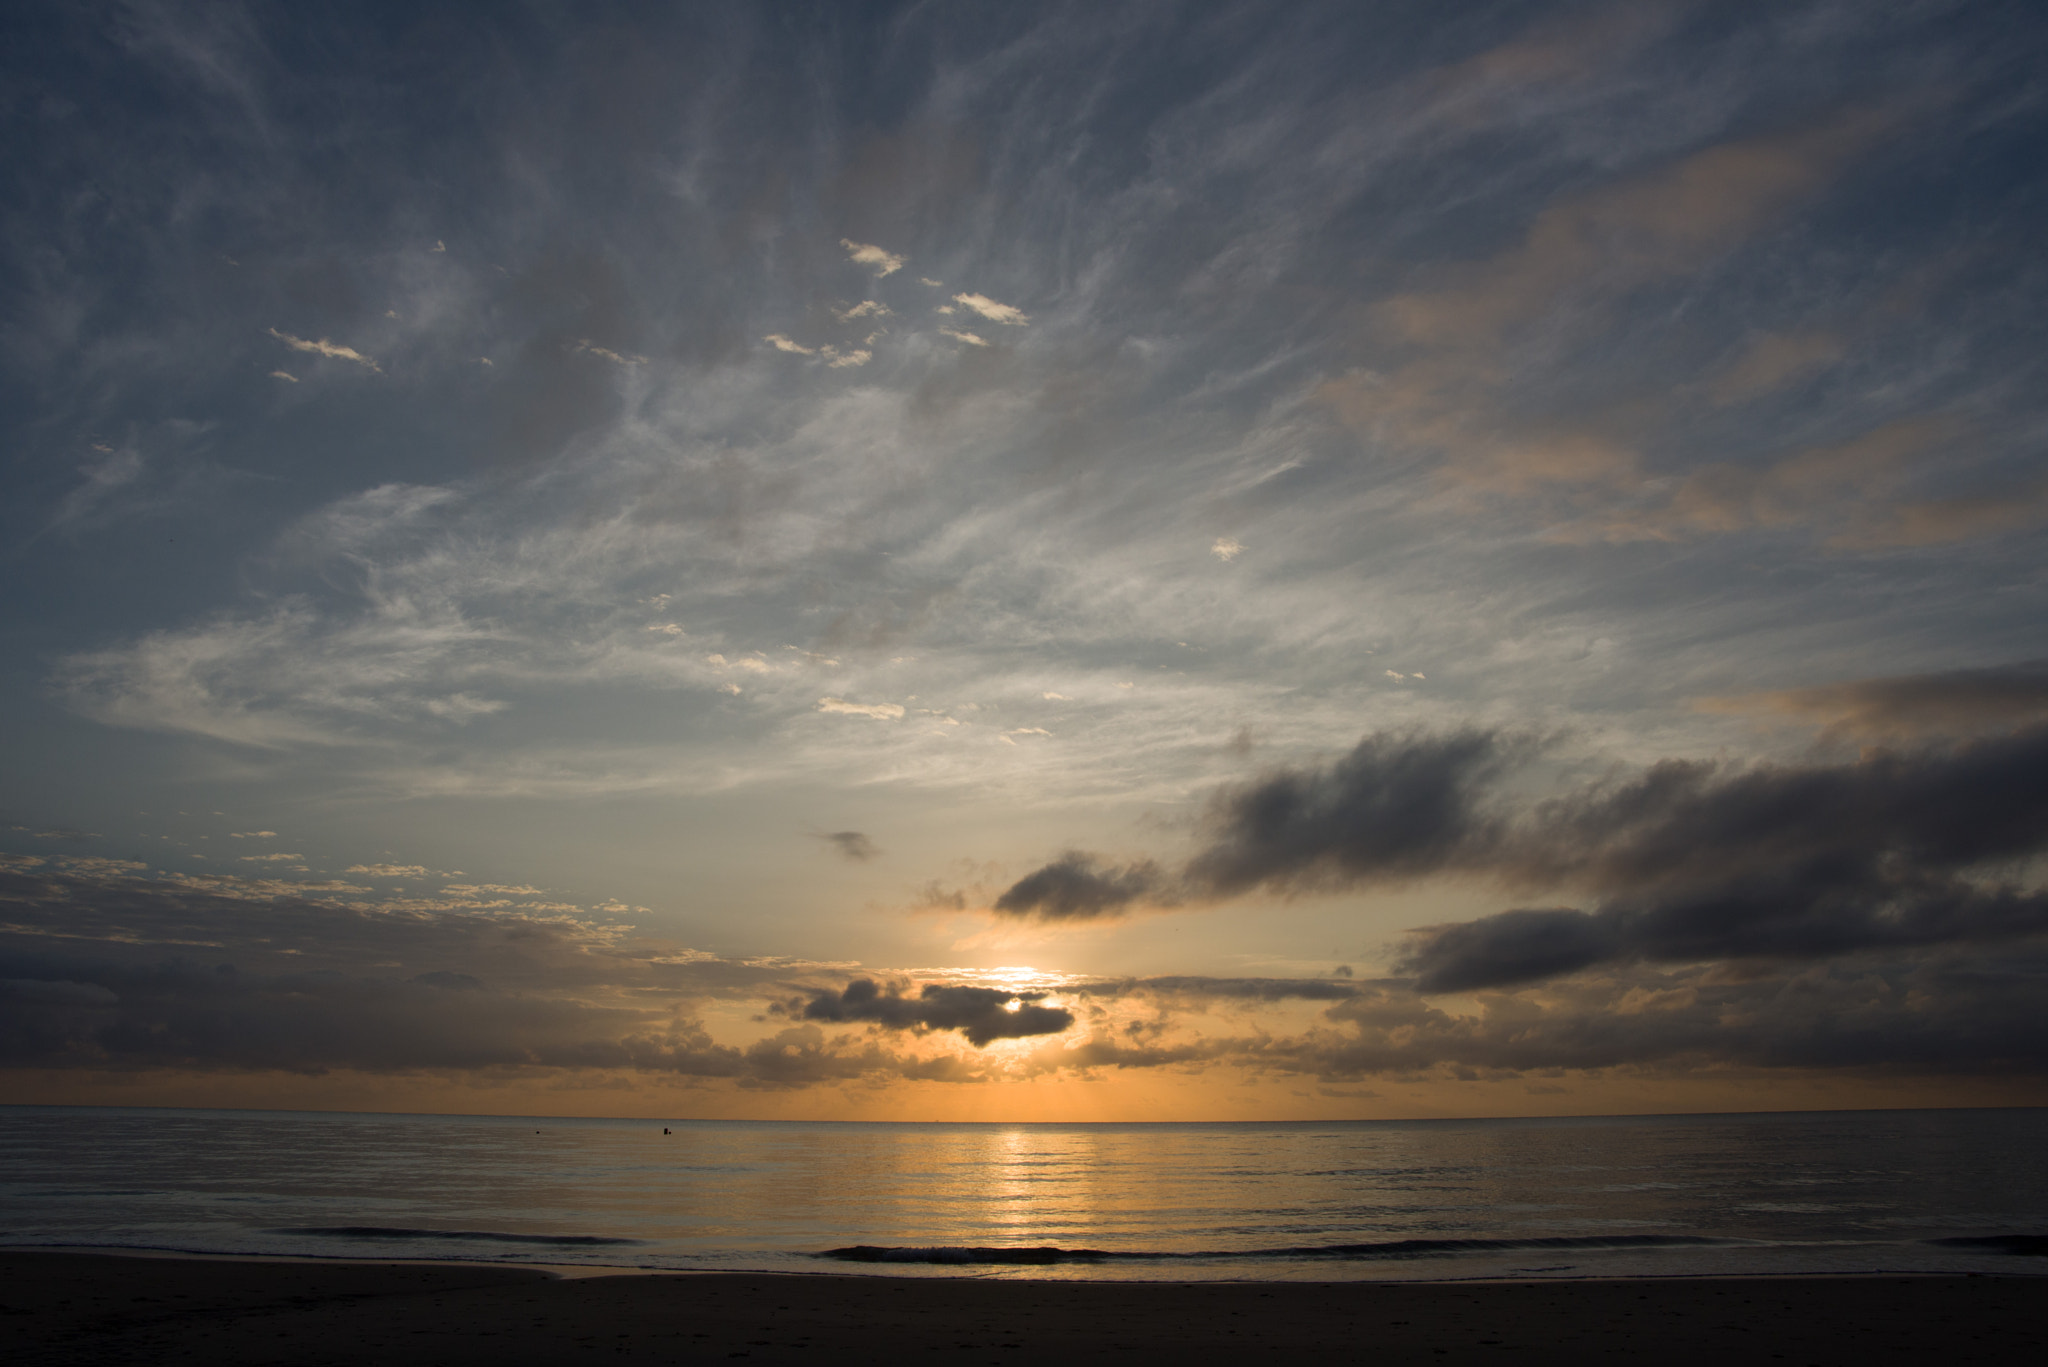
[
  {"xmin": 1210, "ymin": 537, "xmax": 1244, "ymax": 561},
  {"xmin": 762, "ymin": 333, "xmax": 815, "ymax": 354},
  {"xmin": 1697, "ymin": 660, "xmax": 2048, "ymax": 742},
  {"xmin": 0, "ymin": 861, "xmax": 845, "ymax": 1081},
  {"xmin": 0, "ymin": 859, "xmax": 2043, "ymax": 1088},
  {"xmin": 816, "ymin": 697, "xmax": 904, "ymax": 720},
  {"xmin": 269, "ymin": 370, "xmax": 298, "ymax": 382},
  {"xmin": 822, "ymin": 347, "xmax": 871, "ymax": 368},
  {"xmin": 1399, "ymin": 723, "xmax": 2048, "ymax": 988},
  {"xmin": 995, "ymin": 719, "xmax": 2048, "ymax": 992},
  {"xmin": 266, "ymin": 328, "xmax": 381, "ymax": 373},
  {"xmin": 1179, "ymin": 729, "xmax": 1514, "ymax": 897},
  {"xmin": 51, "ymin": 448, "xmax": 146, "ymax": 529},
  {"xmin": 1567, "ymin": 417, "xmax": 1959, "ymax": 545},
  {"xmin": 1319, "ymin": 107, "xmax": 1916, "ymax": 521},
  {"xmin": 993, "ymin": 853, "xmax": 1171, "ymax": 921},
  {"xmin": 950, "ymin": 293, "xmax": 1028, "ymax": 325},
  {"xmin": 834, "ymin": 300, "xmax": 890, "ymax": 322},
  {"xmin": 345, "ymin": 864, "xmax": 427, "ymax": 877},
  {"xmin": 939, "ymin": 326, "xmax": 988, "ymax": 347},
  {"xmin": 571, "ymin": 339, "xmax": 646, "ymax": 366},
  {"xmin": 1378, "ymin": 110, "xmax": 1892, "ymax": 348},
  {"xmin": 819, "ymin": 831, "xmax": 879, "ymax": 862},
  {"xmin": 238, "ymin": 852, "xmax": 303, "ymax": 862},
  {"xmin": 1418, "ymin": 3, "xmax": 1677, "ymax": 110},
  {"xmin": 229, "ymin": 831, "xmax": 278, "ymax": 839},
  {"xmin": 1020, "ymin": 949, "xmax": 2048, "ymax": 1083},
  {"xmin": 1832, "ymin": 477, "xmax": 2048, "ymax": 550},
  {"xmin": 1263, "ymin": 954, "xmax": 2048, "ymax": 1080},
  {"xmin": 840, "ymin": 239, "xmax": 904, "ymax": 276},
  {"xmin": 421, "ymin": 692, "xmax": 508, "ymax": 721},
  {"xmin": 800, "ymin": 978, "xmax": 1074, "ymax": 1047},
  {"xmin": 1709, "ymin": 331, "xmax": 1846, "ymax": 404}
]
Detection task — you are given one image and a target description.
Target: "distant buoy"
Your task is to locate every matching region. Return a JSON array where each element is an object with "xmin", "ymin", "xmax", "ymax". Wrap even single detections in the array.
[{"xmin": 663, "ymin": 1127, "xmax": 672, "ymax": 1135}]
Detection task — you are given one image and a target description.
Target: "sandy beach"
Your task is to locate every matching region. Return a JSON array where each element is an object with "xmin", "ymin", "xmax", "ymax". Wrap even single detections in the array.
[{"xmin": 3, "ymin": 1251, "xmax": 2040, "ymax": 1366}]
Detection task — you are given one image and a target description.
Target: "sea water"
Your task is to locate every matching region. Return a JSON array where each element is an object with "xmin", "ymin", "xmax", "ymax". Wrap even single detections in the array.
[{"xmin": 1, "ymin": 1106, "xmax": 2043, "ymax": 1281}]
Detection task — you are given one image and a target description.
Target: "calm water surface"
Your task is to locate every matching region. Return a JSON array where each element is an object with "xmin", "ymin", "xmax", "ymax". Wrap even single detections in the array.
[{"xmin": 2, "ymin": 1106, "xmax": 2043, "ymax": 1280}]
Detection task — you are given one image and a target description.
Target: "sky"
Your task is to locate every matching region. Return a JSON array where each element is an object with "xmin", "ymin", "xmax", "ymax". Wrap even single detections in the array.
[{"xmin": 3, "ymin": 0, "xmax": 2047, "ymax": 1121}]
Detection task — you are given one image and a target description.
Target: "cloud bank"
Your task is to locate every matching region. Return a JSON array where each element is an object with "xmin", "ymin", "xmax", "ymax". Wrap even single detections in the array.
[{"xmin": 996, "ymin": 711, "xmax": 2048, "ymax": 992}]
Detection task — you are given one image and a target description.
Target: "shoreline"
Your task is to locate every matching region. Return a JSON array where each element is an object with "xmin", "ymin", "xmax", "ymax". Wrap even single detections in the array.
[
  {"xmin": 6, "ymin": 1239, "xmax": 2038, "ymax": 1283},
  {"xmin": 6, "ymin": 1249, "xmax": 2042, "ymax": 1365}
]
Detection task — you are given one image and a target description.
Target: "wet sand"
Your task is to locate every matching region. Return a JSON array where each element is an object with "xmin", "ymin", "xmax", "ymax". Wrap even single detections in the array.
[{"xmin": 3, "ymin": 1250, "xmax": 2040, "ymax": 1365}]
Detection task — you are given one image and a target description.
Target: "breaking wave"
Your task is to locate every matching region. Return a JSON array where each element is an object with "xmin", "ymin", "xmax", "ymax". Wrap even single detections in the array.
[{"xmin": 818, "ymin": 1233, "xmax": 1730, "ymax": 1265}]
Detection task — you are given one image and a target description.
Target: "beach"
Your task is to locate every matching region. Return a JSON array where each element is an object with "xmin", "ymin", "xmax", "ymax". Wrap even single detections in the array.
[{"xmin": 5, "ymin": 1251, "xmax": 2040, "ymax": 1366}]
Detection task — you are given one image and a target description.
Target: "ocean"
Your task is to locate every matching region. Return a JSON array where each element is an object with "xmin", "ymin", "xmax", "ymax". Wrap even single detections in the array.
[{"xmin": 1, "ymin": 1105, "xmax": 2043, "ymax": 1281}]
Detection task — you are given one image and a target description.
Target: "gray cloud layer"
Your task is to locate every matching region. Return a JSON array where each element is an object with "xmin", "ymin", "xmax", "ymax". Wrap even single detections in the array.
[
  {"xmin": 0, "ymin": 862, "xmax": 1020, "ymax": 1087},
  {"xmin": 3, "ymin": 855, "xmax": 2044, "ymax": 1087}
]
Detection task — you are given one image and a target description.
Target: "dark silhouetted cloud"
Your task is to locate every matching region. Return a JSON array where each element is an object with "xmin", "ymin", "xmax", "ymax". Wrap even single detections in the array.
[
  {"xmin": 995, "ymin": 728, "xmax": 1518, "ymax": 919},
  {"xmin": 993, "ymin": 853, "xmax": 1170, "ymax": 921},
  {"xmin": 998, "ymin": 716, "xmax": 2048, "ymax": 991},
  {"xmin": 1403, "ymin": 720, "xmax": 2048, "ymax": 988},
  {"xmin": 819, "ymin": 830, "xmax": 879, "ymax": 862},
  {"xmin": 802, "ymin": 978, "xmax": 1074, "ymax": 1047},
  {"xmin": 1185, "ymin": 728, "xmax": 1517, "ymax": 894}
]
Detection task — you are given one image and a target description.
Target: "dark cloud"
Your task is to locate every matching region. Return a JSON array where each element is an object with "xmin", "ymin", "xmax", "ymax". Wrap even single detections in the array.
[
  {"xmin": 1400, "ymin": 909, "xmax": 1619, "ymax": 992},
  {"xmin": 1186, "ymin": 728, "xmax": 1518, "ymax": 894},
  {"xmin": 802, "ymin": 978, "xmax": 1074, "ymax": 1047},
  {"xmin": 1408, "ymin": 720, "xmax": 2048, "ymax": 989},
  {"xmin": 997, "ymin": 715, "xmax": 2048, "ymax": 991},
  {"xmin": 992, "ymin": 853, "xmax": 1169, "ymax": 920},
  {"xmin": 818, "ymin": 830, "xmax": 879, "ymax": 862},
  {"xmin": 994, "ymin": 728, "xmax": 1516, "ymax": 918}
]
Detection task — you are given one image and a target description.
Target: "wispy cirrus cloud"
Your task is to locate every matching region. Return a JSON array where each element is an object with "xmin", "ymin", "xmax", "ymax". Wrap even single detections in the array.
[
  {"xmin": 950, "ymin": 293, "xmax": 1028, "ymax": 325},
  {"xmin": 817, "ymin": 697, "xmax": 905, "ymax": 720},
  {"xmin": 266, "ymin": 327, "xmax": 381, "ymax": 373}
]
